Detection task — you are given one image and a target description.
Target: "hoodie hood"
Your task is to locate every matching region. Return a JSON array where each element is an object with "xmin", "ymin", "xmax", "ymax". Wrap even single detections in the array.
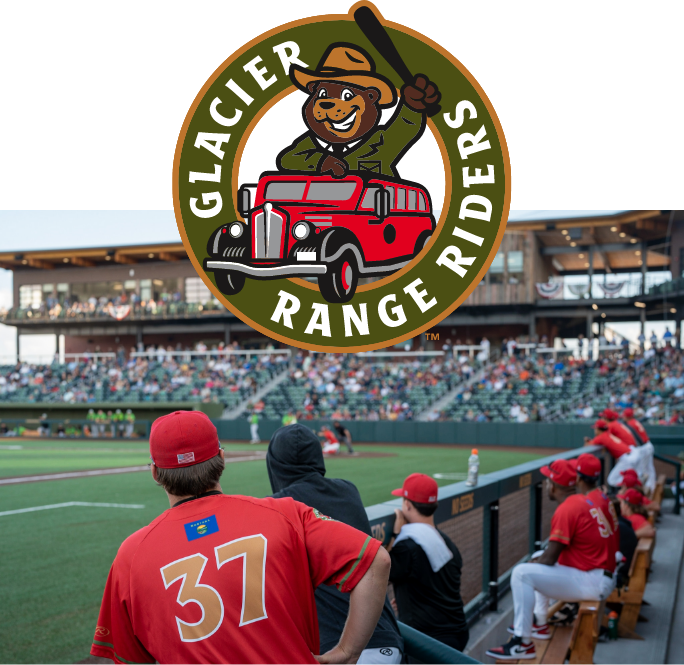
[{"xmin": 266, "ymin": 424, "xmax": 326, "ymax": 494}]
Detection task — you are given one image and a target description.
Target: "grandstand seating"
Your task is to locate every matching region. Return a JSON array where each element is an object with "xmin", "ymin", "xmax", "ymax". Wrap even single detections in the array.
[
  {"xmin": 0, "ymin": 353, "xmax": 286, "ymax": 410},
  {"xmin": 246, "ymin": 353, "xmax": 470, "ymax": 421}
]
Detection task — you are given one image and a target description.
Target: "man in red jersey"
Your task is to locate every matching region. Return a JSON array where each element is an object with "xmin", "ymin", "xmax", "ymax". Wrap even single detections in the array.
[
  {"xmin": 622, "ymin": 407, "xmax": 649, "ymax": 445},
  {"xmin": 601, "ymin": 409, "xmax": 636, "ymax": 448},
  {"xmin": 486, "ymin": 455, "xmax": 617, "ymax": 661},
  {"xmin": 584, "ymin": 419, "xmax": 632, "ymax": 460},
  {"xmin": 90, "ymin": 411, "xmax": 390, "ymax": 665}
]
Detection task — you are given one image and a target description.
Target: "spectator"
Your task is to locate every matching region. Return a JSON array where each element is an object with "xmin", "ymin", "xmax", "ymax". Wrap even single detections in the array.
[
  {"xmin": 387, "ymin": 474, "xmax": 468, "ymax": 651},
  {"xmin": 266, "ymin": 424, "xmax": 404, "ymax": 663},
  {"xmin": 487, "ymin": 455, "xmax": 617, "ymax": 661}
]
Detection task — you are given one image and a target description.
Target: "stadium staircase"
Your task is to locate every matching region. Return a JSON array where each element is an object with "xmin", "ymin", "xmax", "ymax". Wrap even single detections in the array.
[
  {"xmin": 416, "ymin": 349, "xmax": 501, "ymax": 421},
  {"xmin": 221, "ymin": 366, "xmax": 291, "ymax": 419}
]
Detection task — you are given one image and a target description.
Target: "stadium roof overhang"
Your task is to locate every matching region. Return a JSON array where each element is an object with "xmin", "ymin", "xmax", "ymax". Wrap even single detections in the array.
[
  {"xmin": 0, "ymin": 242, "xmax": 188, "ymax": 271},
  {"xmin": 507, "ymin": 210, "xmax": 675, "ymax": 274}
]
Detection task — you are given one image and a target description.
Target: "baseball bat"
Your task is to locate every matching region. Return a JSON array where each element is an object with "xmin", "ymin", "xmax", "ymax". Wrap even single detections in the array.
[{"xmin": 353, "ymin": 5, "xmax": 441, "ymax": 117}]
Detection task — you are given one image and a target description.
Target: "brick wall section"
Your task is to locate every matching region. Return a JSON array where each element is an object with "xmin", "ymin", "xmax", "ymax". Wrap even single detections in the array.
[
  {"xmin": 498, "ymin": 488, "xmax": 531, "ymax": 577},
  {"xmin": 437, "ymin": 507, "xmax": 484, "ymax": 605}
]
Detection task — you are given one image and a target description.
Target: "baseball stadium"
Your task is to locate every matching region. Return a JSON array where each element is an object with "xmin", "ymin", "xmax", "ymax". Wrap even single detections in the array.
[{"xmin": 1, "ymin": 209, "xmax": 683, "ymax": 664}]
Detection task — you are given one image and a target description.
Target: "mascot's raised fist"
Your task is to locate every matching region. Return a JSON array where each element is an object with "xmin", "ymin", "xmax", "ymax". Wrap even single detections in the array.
[
  {"xmin": 319, "ymin": 154, "xmax": 349, "ymax": 178},
  {"xmin": 401, "ymin": 74, "xmax": 441, "ymax": 113}
]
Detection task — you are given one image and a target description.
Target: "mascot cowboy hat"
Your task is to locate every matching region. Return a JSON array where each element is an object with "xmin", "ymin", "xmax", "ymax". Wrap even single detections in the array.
[{"xmin": 290, "ymin": 43, "xmax": 397, "ymax": 107}]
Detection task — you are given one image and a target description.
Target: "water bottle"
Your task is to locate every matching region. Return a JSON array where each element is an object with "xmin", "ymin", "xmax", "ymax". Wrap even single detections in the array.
[
  {"xmin": 608, "ymin": 611, "xmax": 618, "ymax": 640},
  {"xmin": 466, "ymin": 448, "xmax": 480, "ymax": 486}
]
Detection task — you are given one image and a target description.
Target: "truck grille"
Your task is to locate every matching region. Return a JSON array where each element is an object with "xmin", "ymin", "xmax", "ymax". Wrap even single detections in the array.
[{"xmin": 252, "ymin": 203, "xmax": 285, "ymax": 259}]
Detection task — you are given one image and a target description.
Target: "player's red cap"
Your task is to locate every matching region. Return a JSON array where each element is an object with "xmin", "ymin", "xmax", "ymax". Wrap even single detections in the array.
[
  {"xmin": 618, "ymin": 488, "xmax": 649, "ymax": 506},
  {"xmin": 602, "ymin": 409, "xmax": 619, "ymax": 421},
  {"xmin": 623, "ymin": 407, "xmax": 634, "ymax": 419},
  {"xmin": 540, "ymin": 459, "xmax": 577, "ymax": 487},
  {"xmin": 575, "ymin": 453, "xmax": 601, "ymax": 479},
  {"xmin": 150, "ymin": 411, "xmax": 220, "ymax": 469},
  {"xmin": 621, "ymin": 469, "xmax": 642, "ymax": 488},
  {"xmin": 391, "ymin": 473, "xmax": 438, "ymax": 503},
  {"xmin": 594, "ymin": 419, "xmax": 608, "ymax": 430}
]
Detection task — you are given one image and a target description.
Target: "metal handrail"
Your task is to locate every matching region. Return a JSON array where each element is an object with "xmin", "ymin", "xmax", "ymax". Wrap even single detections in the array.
[{"xmin": 398, "ymin": 621, "xmax": 480, "ymax": 664}]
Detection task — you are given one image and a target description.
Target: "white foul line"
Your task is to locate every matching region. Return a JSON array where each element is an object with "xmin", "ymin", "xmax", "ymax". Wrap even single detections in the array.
[
  {"xmin": 0, "ymin": 466, "xmax": 150, "ymax": 485},
  {"xmin": 0, "ymin": 501, "xmax": 145, "ymax": 517}
]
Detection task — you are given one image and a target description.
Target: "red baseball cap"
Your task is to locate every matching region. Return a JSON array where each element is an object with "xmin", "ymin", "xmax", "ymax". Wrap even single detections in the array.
[
  {"xmin": 575, "ymin": 453, "xmax": 601, "ymax": 479},
  {"xmin": 623, "ymin": 408, "xmax": 634, "ymax": 419},
  {"xmin": 540, "ymin": 459, "xmax": 577, "ymax": 487},
  {"xmin": 621, "ymin": 469, "xmax": 642, "ymax": 488},
  {"xmin": 391, "ymin": 473, "xmax": 439, "ymax": 503},
  {"xmin": 594, "ymin": 419, "xmax": 608, "ymax": 430},
  {"xmin": 602, "ymin": 409, "xmax": 619, "ymax": 421},
  {"xmin": 150, "ymin": 411, "xmax": 220, "ymax": 469},
  {"xmin": 618, "ymin": 488, "xmax": 649, "ymax": 506}
]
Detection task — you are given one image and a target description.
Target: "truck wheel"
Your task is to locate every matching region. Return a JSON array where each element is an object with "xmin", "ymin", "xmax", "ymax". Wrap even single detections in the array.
[
  {"xmin": 414, "ymin": 232, "xmax": 432, "ymax": 256},
  {"xmin": 215, "ymin": 271, "xmax": 245, "ymax": 296},
  {"xmin": 318, "ymin": 249, "xmax": 359, "ymax": 303}
]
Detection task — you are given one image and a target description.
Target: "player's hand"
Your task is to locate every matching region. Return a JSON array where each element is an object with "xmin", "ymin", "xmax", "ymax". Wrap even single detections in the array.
[
  {"xmin": 393, "ymin": 508, "xmax": 407, "ymax": 534},
  {"xmin": 401, "ymin": 74, "xmax": 441, "ymax": 112},
  {"xmin": 319, "ymin": 155, "xmax": 348, "ymax": 178},
  {"xmin": 390, "ymin": 597, "xmax": 398, "ymax": 615},
  {"xmin": 315, "ymin": 645, "xmax": 360, "ymax": 664},
  {"xmin": 583, "ymin": 436, "xmax": 591, "ymax": 445}
]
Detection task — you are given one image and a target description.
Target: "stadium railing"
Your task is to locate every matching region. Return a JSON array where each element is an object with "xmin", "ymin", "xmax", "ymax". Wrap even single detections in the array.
[
  {"xmin": 653, "ymin": 451, "xmax": 681, "ymax": 515},
  {"xmin": 364, "ymin": 445, "xmax": 607, "ymax": 625},
  {"xmin": 398, "ymin": 621, "xmax": 480, "ymax": 664}
]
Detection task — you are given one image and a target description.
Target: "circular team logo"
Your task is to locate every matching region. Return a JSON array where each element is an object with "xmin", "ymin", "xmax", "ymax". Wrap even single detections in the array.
[
  {"xmin": 173, "ymin": 1, "xmax": 510, "ymax": 352},
  {"xmin": 197, "ymin": 524, "xmax": 208, "ymax": 536},
  {"xmin": 95, "ymin": 626, "xmax": 110, "ymax": 638}
]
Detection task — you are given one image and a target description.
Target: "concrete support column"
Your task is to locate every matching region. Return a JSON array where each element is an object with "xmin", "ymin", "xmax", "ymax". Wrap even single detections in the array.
[
  {"xmin": 640, "ymin": 308, "xmax": 646, "ymax": 337},
  {"xmin": 224, "ymin": 324, "xmax": 231, "ymax": 345},
  {"xmin": 529, "ymin": 314, "xmax": 536, "ymax": 339},
  {"xmin": 641, "ymin": 241, "xmax": 648, "ymax": 295},
  {"xmin": 136, "ymin": 326, "xmax": 143, "ymax": 352},
  {"xmin": 587, "ymin": 248, "xmax": 594, "ymax": 299},
  {"xmin": 16, "ymin": 330, "xmax": 20, "ymax": 362}
]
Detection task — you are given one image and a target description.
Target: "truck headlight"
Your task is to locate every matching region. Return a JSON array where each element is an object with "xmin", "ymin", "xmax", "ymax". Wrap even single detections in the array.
[
  {"xmin": 293, "ymin": 222, "xmax": 310, "ymax": 240},
  {"xmin": 229, "ymin": 222, "xmax": 244, "ymax": 238}
]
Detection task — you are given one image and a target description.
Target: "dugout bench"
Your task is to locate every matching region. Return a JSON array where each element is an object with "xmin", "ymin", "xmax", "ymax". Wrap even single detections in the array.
[{"xmin": 494, "ymin": 600, "xmax": 603, "ymax": 664}]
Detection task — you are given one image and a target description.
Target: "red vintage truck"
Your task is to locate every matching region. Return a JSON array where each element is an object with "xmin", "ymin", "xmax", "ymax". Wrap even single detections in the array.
[{"xmin": 204, "ymin": 172, "xmax": 436, "ymax": 303}]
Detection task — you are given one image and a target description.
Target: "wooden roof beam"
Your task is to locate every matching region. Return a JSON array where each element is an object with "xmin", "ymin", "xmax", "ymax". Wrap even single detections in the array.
[
  {"xmin": 114, "ymin": 252, "xmax": 137, "ymax": 264},
  {"xmin": 27, "ymin": 258, "xmax": 54, "ymax": 270},
  {"xmin": 158, "ymin": 252, "xmax": 180, "ymax": 262},
  {"xmin": 67, "ymin": 256, "xmax": 96, "ymax": 268}
]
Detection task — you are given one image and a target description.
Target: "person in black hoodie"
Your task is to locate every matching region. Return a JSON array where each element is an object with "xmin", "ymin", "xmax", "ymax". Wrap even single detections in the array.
[{"xmin": 267, "ymin": 424, "xmax": 404, "ymax": 664}]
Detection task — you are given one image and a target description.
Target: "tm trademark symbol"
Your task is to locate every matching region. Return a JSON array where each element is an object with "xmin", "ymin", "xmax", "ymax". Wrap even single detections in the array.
[{"xmin": 425, "ymin": 333, "xmax": 440, "ymax": 341}]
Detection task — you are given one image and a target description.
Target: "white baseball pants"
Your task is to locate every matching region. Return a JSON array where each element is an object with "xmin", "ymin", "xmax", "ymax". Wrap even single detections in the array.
[
  {"xmin": 511, "ymin": 562, "xmax": 615, "ymax": 639},
  {"xmin": 250, "ymin": 423, "xmax": 260, "ymax": 442}
]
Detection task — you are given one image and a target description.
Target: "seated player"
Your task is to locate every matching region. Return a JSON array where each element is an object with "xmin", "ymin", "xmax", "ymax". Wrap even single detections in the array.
[
  {"xmin": 618, "ymin": 469, "xmax": 660, "ymax": 513},
  {"xmin": 90, "ymin": 411, "xmax": 390, "ymax": 664},
  {"xmin": 486, "ymin": 454, "xmax": 617, "ymax": 661},
  {"xmin": 618, "ymin": 488, "xmax": 656, "ymax": 539},
  {"xmin": 318, "ymin": 425, "xmax": 341, "ymax": 456}
]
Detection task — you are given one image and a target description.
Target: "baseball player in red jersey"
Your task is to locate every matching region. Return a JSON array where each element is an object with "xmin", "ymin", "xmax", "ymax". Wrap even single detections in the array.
[
  {"xmin": 601, "ymin": 409, "xmax": 637, "ymax": 448},
  {"xmin": 318, "ymin": 426, "xmax": 341, "ymax": 456},
  {"xmin": 622, "ymin": 407, "xmax": 649, "ymax": 445},
  {"xmin": 618, "ymin": 488, "xmax": 656, "ymax": 539},
  {"xmin": 90, "ymin": 411, "xmax": 390, "ymax": 664},
  {"xmin": 584, "ymin": 419, "xmax": 632, "ymax": 460},
  {"xmin": 486, "ymin": 454, "xmax": 617, "ymax": 661}
]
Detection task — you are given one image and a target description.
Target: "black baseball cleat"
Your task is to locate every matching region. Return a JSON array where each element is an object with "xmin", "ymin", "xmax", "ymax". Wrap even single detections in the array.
[{"xmin": 485, "ymin": 636, "xmax": 536, "ymax": 661}]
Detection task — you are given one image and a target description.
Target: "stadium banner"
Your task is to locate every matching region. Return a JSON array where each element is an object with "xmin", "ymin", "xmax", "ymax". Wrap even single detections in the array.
[{"xmin": 173, "ymin": 1, "xmax": 510, "ymax": 352}]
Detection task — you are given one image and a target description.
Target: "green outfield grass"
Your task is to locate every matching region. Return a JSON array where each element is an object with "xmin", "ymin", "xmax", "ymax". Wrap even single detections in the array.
[{"xmin": 0, "ymin": 440, "xmax": 545, "ymax": 663}]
